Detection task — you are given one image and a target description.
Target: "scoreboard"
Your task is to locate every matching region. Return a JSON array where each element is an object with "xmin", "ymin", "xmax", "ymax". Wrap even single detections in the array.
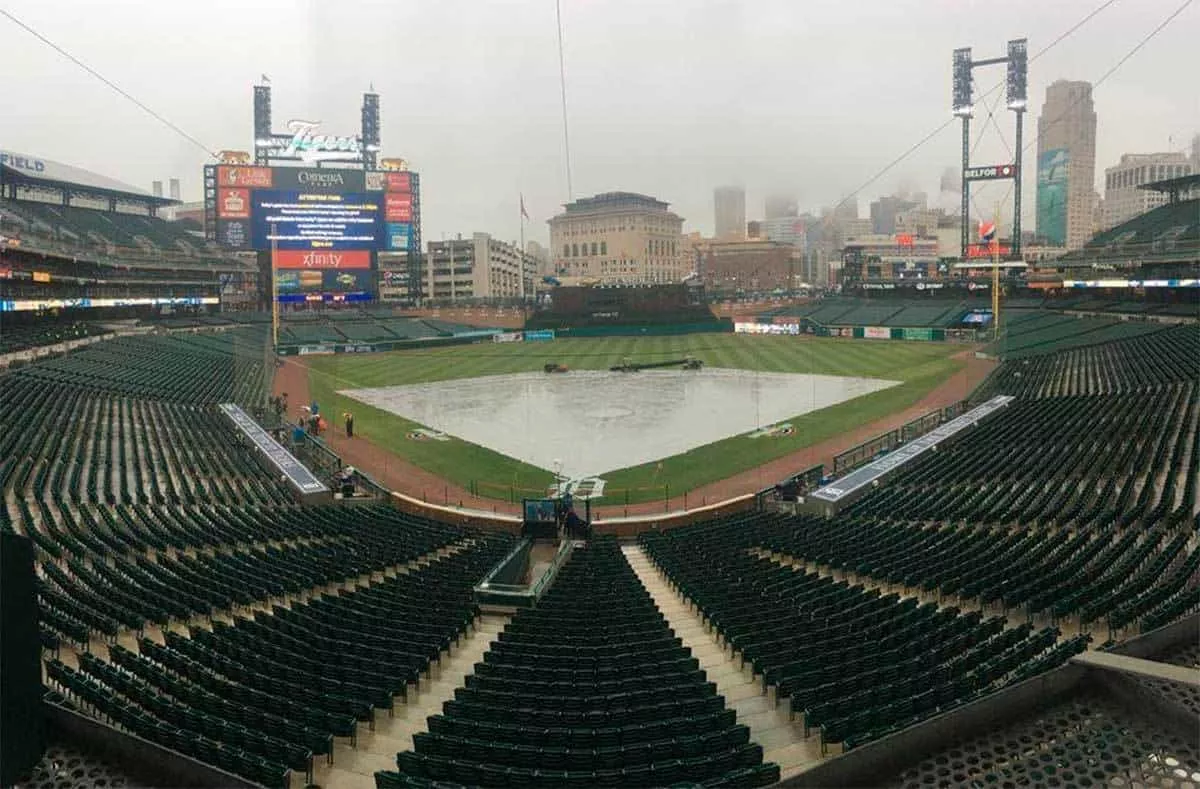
[
  {"xmin": 204, "ymin": 165, "xmax": 418, "ymax": 253},
  {"xmin": 203, "ymin": 164, "xmax": 421, "ymax": 303}
]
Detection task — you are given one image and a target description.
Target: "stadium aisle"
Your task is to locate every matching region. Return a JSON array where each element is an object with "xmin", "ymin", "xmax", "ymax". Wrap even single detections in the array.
[
  {"xmin": 313, "ymin": 613, "xmax": 511, "ymax": 789},
  {"xmin": 622, "ymin": 544, "xmax": 823, "ymax": 778}
]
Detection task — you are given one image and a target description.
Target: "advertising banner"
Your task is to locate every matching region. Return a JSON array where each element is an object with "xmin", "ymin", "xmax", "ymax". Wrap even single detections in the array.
[
  {"xmin": 217, "ymin": 188, "xmax": 250, "ymax": 219},
  {"xmin": 276, "ymin": 269, "xmax": 373, "ymax": 293},
  {"xmin": 386, "ymin": 172, "xmax": 412, "ymax": 193},
  {"xmin": 902, "ymin": 328, "xmax": 934, "ymax": 341},
  {"xmin": 0, "ymin": 267, "xmax": 11, "ymax": 279},
  {"xmin": 252, "ymin": 191, "xmax": 382, "ymax": 251},
  {"xmin": 524, "ymin": 330, "xmax": 555, "ymax": 342},
  {"xmin": 270, "ymin": 167, "xmax": 367, "ymax": 192},
  {"xmin": 216, "ymin": 219, "xmax": 250, "ymax": 249},
  {"xmin": 385, "ymin": 193, "xmax": 413, "ymax": 222},
  {"xmin": 1036, "ymin": 148, "xmax": 1068, "ymax": 246},
  {"xmin": 492, "ymin": 332, "xmax": 524, "ymax": 343},
  {"xmin": 864, "ymin": 326, "xmax": 891, "ymax": 339},
  {"xmin": 385, "ymin": 223, "xmax": 412, "ymax": 251},
  {"xmin": 735, "ymin": 322, "xmax": 800, "ymax": 335},
  {"xmin": 32, "ymin": 271, "xmax": 51, "ymax": 283},
  {"xmin": 273, "ymin": 250, "xmax": 371, "ymax": 270},
  {"xmin": 217, "ymin": 166, "xmax": 273, "ymax": 188}
]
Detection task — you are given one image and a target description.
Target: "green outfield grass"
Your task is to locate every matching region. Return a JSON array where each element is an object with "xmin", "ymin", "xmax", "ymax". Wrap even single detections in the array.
[{"xmin": 304, "ymin": 335, "xmax": 969, "ymax": 505}]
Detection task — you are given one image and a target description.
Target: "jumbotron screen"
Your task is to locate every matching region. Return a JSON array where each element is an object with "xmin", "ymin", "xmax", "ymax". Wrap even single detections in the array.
[{"xmin": 206, "ymin": 165, "xmax": 416, "ymax": 253}]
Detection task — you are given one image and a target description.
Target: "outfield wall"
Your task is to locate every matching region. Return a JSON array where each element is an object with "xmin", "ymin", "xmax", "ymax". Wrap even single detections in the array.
[
  {"xmin": 276, "ymin": 330, "xmax": 499, "ymax": 356},
  {"xmin": 539, "ymin": 320, "xmax": 733, "ymax": 338},
  {"xmin": 735, "ymin": 320, "xmax": 960, "ymax": 341}
]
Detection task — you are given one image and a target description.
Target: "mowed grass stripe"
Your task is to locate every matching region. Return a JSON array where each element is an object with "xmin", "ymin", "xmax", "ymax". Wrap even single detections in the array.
[{"xmin": 307, "ymin": 334, "xmax": 963, "ymax": 504}]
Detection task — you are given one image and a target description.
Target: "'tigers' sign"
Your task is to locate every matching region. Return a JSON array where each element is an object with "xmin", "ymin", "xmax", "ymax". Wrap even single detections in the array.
[{"xmin": 257, "ymin": 120, "xmax": 363, "ymax": 163}]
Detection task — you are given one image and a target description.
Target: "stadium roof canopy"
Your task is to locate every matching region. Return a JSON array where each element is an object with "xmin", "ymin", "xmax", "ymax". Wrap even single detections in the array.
[
  {"xmin": 1139, "ymin": 172, "xmax": 1200, "ymax": 202},
  {"xmin": 0, "ymin": 150, "xmax": 176, "ymax": 207}
]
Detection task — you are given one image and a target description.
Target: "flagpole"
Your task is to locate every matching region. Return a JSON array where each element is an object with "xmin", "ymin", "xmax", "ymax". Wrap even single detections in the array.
[{"xmin": 519, "ymin": 196, "xmax": 526, "ymax": 303}]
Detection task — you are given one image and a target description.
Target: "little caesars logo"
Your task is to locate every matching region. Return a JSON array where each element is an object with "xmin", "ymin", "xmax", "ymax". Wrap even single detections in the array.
[{"xmin": 260, "ymin": 120, "xmax": 362, "ymax": 163}]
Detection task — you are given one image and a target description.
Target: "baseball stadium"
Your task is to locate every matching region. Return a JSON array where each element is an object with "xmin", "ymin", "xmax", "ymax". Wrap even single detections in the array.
[{"xmin": 1, "ymin": 21, "xmax": 1199, "ymax": 789}]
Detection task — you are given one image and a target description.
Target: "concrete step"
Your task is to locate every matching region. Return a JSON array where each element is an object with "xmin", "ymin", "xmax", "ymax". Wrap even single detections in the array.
[{"xmin": 621, "ymin": 544, "xmax": 823, "ymax": 779}]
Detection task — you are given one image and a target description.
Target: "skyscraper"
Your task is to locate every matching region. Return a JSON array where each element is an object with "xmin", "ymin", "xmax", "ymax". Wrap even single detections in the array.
[
  {"xmin": 764, "ymin": 194, "xmax": 798, "ymax": 220},
  {"xmin": 1036, "ymin": 80, "xmax": 1097, "ymax": 250},
  {"xmin": 714, "ymin": 186, "xmax": 746, "ymax": 239}
]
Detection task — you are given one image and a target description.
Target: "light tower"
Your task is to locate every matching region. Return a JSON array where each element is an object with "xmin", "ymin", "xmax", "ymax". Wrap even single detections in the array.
[{"xmin": 952, "ymin": 39, "xmax": 1027, "ymax": 260}]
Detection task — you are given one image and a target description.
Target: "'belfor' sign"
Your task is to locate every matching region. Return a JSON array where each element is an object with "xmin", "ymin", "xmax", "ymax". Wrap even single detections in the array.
[
  {"xmin": 964, "ymin": 163, "xmax": 1017, "ymax": 181},
  {"xmin": 257, "ymin": 120, "xmax": 363, "ymax": 163}
]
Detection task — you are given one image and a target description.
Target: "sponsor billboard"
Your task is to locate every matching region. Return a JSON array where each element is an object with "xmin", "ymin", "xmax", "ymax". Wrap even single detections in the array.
[
  {"xmin": 386, "ymin": 172, "xmax": 412, "ymax": 193},
  {"xmin": 1036, "ymin": 148, "xmax": 1068, "ymax": 246},
  {"xmin": 735, "ymin": 322, "xmax": 800, "ymax": 335},
  {"xmin": 273, "ymin": 250, "xmax": 371, "ymax": 270},
  {"xmin": 385, "ymin": 223, "xmax": 411, "ymax": 251},
  {"xmin": 863, "ymin": 326, "xmax": 891, "ymax": 339},
  {"xmin": 271, "ymin": 167, "xmax": 366, "ymax": 192},
  {"xmin": 385, "ymin": 193, "xmax": 413, "ymax": 222},
  {"xmin": 276, "ymin": 269, "xmax": 373, "ymax": 295},
  {"xmin": 1, "ymin": 296, "xmax": 218, "ymax": 313},
  {"xmin": 217, "ymin": 188, "xmax": 250, "ymax": 219},
  {"xmin": 217, "ymin": 166, "xmax": 273, "ymax": 188}
]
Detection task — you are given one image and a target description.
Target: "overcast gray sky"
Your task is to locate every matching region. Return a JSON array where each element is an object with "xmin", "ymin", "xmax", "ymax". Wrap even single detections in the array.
[{"xmin": 1, "ymin": 0, "xmax": 1196, "ymax": 244}]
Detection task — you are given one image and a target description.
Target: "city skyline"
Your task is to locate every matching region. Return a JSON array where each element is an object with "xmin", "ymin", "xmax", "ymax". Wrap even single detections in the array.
[{"xmin": 0, "ymin": 0, "xmax": 1195, "ymax": 246}]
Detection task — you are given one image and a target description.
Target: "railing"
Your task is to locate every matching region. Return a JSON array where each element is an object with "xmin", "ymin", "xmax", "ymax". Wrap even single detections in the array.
[
  {"xmin": 474, "ymin": 537, "xmax": 576, "ymax": 608},
  {"xmin": 283, "ymin": 422, "xmax": 391, "ymax": 500}
]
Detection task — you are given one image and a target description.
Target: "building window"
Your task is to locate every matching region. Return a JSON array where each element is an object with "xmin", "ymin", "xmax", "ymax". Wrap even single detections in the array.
[
  {"xmin": 600, "ymin": 241, "xmax": 607, "ymax": 255},
  {"xmin": 590, "ymin": 242, "xmax": 598, "ymax": 256},
  {"xmin": 572, "ymin": 243, "xmax": 578, "ymax": 257},
  {"xmin": 563, "ymin": 244, "xmax": 569, "ymax": 256}
]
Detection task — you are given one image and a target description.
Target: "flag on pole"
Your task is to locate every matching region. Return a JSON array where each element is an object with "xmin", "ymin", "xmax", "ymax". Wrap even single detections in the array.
[{"xmin": 520, "ymin": 194, "xmax": 529, "ymax": 221}]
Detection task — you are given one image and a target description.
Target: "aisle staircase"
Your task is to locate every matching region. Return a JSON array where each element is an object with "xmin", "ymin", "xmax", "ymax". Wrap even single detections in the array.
[{"xmin": 622, "ymin": 544, "xmax": 822, "ymax": 779}]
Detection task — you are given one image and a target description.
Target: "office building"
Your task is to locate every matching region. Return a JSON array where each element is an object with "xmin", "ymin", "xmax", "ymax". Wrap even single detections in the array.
[
  {"xmin": 870, "ymin": 195, "xmax": 921, "ymax": 235},
  {"xmin": 764, "ymin": 194, "xmax": 798, "ymax": 220},
  {"xmin": 548, "ymin": 192, "xmax": 686, "ymax": 285},
  {"xmin": 425, "ymin": 233, "xmax": 537, "ymax": 301},
  {"xmin": 1035, "ymin": 80, "xmax": 1098, "ymax": 250},
  {"xmin": 714, "ymin": 186, "xmax": 746, "ymax": 239},
  {"xmin": 1101, "ymin": 152, "xmax": 1194, "ymax": 230}
]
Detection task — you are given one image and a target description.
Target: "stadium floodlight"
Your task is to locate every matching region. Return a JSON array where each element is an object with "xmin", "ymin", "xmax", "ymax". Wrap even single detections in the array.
[
  {"xmin": 1006, "ymin": 38, "xmax": 1028, "ymax": 111},
  {"xmin": 952, "ymin": 48, "xmax": 973, "ymax": 117}
]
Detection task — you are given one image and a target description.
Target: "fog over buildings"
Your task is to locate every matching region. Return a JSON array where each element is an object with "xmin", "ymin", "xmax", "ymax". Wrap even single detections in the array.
[{"xmin": 0, "ymin": 0, "xmax": 1195, "ymax": 245}]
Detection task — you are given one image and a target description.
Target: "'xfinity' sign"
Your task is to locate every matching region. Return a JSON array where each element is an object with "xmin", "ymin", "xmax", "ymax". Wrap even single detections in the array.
[{"xmin": 257, "ymin": 120, "xmax": 363, "ymax": 163}]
